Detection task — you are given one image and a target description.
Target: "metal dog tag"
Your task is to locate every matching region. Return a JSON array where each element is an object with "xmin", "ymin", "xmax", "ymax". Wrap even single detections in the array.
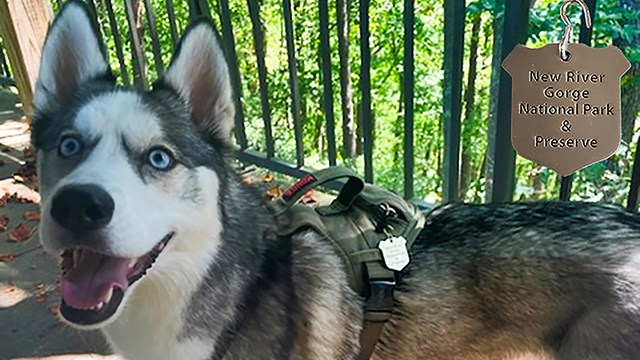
[
  {"xmin": 502, "ymin": 43, "xmax": 630, "ymax": 176},
  {"xmin": 378, "ymin": 236, "xmax": 410, "ymax": 271}
]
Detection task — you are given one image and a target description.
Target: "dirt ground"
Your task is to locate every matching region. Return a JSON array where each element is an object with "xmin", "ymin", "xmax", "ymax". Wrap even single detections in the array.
[{"xmin": 0, "ymin": 89, "xmax": 115, "ymax": 359}]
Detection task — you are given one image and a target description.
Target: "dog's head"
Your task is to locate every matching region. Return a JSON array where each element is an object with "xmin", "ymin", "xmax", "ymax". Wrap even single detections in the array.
[{"xmin": 32, "ymin": 0, "xmax": 234, "ymax": 328}]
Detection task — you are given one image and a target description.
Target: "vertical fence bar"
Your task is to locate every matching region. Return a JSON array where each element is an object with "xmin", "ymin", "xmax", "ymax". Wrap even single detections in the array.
[
  {"xmin": 403, "ymin": 0, "xmax": 415, "ymax": 199},
  {"xmin": 247, "ymin": 0, "xmax": 274, "ymax": 158},
  {"xmin": 625, "ymin": 0, "xmax": 639, "ymax": 209},
  {"xmin": 559, "ymin": 176, "xmax": 573, "ymax": 200},
  {"xmin": 628, "ymin": 138, "xmax": 640, "ymax": 211},
  {"xmin": 490, "ymin": 0, "xmax": 530, "ymax": 202},
  {"xmin": 319, "ymin": 0, "xmax": 337, "ymax": 166},
  {"xmin": 359, "ymin": 0, "xmax": 373, "ymax": 183},
  {"xmin": 85, "ymin": 0, "xmax": 99, "ymax": 23},
  {"xmin": 579, "ymin": 0, "xmax": 597, "ymax": 44},
  {"xmin": 104, "ymin": 0, "xmax": 130, "ymax": 85},
  {"xmin": 188, "ymin": 0, "xmax": 210, "ymax": 19},
  {"xmin": 198, "ymin": 0, "xmax": 211, "ymax": 17},
  {"xmin": 283, "ymin": 0, "xmax": 304, "ymax": 167},
  {"xmin": 442, "ymin": 1, "xmax": 465, "ymax": 202},
  {"xmin": 188, "ymin": 0, "xmax": 199, "ymax": 19},
  {"xmin": 218, "ymin": 0, "xmax": 247, "ymax": 149},
  {"xmin": 165, "ymin": 0, "xmax": 179, "ymax": 48},
  {"xmin": 559, "ymin": 0, "xmax": 597, "ymax": 200},
  {"xmin": 143, "ymin": 0, "xmax": 165, "ymax": 75},
  {"xmin": 124, "ymin": 0, "xmax": 148, "ymax": 88}
]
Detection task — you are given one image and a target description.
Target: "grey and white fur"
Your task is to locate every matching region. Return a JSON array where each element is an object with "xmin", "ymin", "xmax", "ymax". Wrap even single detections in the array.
[{"xmin": 33, "ymin": 1, "xmax": 640, "ymax": 359}]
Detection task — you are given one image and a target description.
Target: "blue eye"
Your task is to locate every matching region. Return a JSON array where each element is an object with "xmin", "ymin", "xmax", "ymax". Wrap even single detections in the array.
[
  {"xmin": 148, "ymin": 148, "xmax": 173, "ymax": 170},
  {"xmin": 58, "ymin": 136, "xmax": 82, "ymax": 158}
]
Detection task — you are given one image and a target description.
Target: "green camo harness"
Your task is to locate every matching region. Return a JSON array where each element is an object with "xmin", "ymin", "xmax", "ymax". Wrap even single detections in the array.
[{"xmin": 269, "ymin": 167, "xmax": 425, "ymax": 360}]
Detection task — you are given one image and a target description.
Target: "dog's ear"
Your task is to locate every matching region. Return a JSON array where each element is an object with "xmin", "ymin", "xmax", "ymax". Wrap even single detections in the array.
[
  {"xmin": 33, "ymin": 0, "xmax": 112, "ymax": 115},
  {"xmin": 158, "ymin": 21, "xmax": 235, "ymax": 143}
]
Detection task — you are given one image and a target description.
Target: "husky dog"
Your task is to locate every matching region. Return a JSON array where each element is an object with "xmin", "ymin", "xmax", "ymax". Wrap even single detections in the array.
[{"xmin": 33, "ymin": 1, "xmax": 640, "ymax": 359}]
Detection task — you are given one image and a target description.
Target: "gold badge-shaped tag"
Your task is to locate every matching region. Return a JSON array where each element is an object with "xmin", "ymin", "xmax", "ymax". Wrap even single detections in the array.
[{"xmin": 502, "ymin": 1, "xmax": 631, "ymax": 176}]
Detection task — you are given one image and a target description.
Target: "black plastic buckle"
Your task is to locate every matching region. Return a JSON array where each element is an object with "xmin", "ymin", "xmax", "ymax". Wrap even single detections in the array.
[{"xmin": 365, "ymin": 280, "xmax": 395, "ymax": 315}]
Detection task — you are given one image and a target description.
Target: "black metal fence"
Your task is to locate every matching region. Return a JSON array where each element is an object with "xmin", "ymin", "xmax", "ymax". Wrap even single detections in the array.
[{"xmin": 45, "ymin": 0, "xmax": 640, "ymax": 210}]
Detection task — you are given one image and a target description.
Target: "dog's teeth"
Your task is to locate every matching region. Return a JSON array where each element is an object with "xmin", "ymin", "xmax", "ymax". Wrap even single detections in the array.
[
  {"xmin": 129, "ymin": 259, "xmax": 137, "ymax": 268},
  {"xmin": 97, "ymin": 302, "xmax": 104, "ymax": 310},
  {"xmin": 105, "ymin": 288, "xmax": 113, "ymax": 303}
]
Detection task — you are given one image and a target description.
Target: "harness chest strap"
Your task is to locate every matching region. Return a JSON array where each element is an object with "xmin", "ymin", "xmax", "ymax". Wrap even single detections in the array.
[{"xmin": 270, "ymin": 167, "xmax": 425, "ymax": 360}]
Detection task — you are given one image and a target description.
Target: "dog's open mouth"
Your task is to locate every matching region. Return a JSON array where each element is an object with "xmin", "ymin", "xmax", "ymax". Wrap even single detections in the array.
[{"xmin": 58, "ymin": 233, "xmax": 173, "ymax": 325}]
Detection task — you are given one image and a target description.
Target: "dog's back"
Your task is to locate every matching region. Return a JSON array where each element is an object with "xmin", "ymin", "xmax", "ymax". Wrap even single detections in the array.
[{"xmin": 381, "ymin": 202, "xmax": 640, "ymax": 360}]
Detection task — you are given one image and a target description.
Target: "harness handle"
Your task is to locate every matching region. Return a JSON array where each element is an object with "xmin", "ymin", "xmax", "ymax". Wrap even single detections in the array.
[{"xmin": 275, "ymin": 167, "xmax": 365, "ymax": 215}]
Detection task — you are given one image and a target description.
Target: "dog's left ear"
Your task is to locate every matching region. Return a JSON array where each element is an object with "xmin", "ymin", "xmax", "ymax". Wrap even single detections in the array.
[
  {"xmin": 158, "ymin": 21, "xmax": 235, "ymax": 143},
  {"xmin": 33, "ymin": 0, "xmax": 112, "ymax": 115}
]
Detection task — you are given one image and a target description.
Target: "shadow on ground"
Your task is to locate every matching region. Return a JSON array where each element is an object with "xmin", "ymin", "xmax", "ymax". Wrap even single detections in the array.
[{"xmin": 0, "ymin": 89, "xmax": 115, "ymax": 359}]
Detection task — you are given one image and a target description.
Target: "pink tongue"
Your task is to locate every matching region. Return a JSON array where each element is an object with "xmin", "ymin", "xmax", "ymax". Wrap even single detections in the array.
[{"xmin": 61, "ymin": 250, "xmax": 131, "ymax": 310}]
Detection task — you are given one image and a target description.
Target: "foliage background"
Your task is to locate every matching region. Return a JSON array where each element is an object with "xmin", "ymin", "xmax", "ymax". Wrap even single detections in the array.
[{"xmin": 50, "ymin": 0, "xmax": 640, "ymax": 204}]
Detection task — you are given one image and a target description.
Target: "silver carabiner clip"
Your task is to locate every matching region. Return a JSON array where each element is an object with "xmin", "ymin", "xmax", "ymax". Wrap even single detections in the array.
[{"xmin": 559, "ymin": 0, "xmax": 592, "ymax": 61}]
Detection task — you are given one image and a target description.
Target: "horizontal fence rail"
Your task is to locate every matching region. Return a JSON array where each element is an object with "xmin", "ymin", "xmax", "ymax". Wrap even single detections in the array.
[{"xmin": 43, "ymin": 0, "xmax": 640, "ymax": 208}]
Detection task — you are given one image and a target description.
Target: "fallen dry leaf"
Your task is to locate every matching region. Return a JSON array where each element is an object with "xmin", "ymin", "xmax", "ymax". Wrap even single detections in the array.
[
  {"xmin": 24, "ymin": 211, "xmax": 40, "ymax": 221},
  {"xmin": 263, "ymin": 173, "xmax": 275, "ymax": 183},
  {"xmin": 11, "ymin": 150, "xmax": 39, "ymax": 189},
  {"xmin": 0, "ymin": 215, "xmax": 9, "ymax": 231},
  {"xmin": 265, "ymin": 185, "xmax": 285, "ymax": 199},
  {"xmin": 0, "ymin": 253, "xmax": 15, "ymax": 262},
  {"xmin": 22, "ymin": 146, "xmax": 34, "ymax": 160},
  {"xmin": 0, "ymin": 193, "xmax": 8, "ymax": 207},
  {"xmin": 34, "ymin": 282, "xmax": 49, "ymax": 303},
  {"xmin": 8, "ymin": 223, "xmax": 31, "ymax": 243}
]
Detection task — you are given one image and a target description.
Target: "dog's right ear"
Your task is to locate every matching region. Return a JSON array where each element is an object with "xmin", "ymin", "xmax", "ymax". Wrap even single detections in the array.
[{"xmin": 33, "ymin": 0, "xmax": 112, "ymax": 115}]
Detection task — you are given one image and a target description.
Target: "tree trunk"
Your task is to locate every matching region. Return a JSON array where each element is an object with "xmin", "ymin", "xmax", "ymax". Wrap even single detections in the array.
[
  {"xmin": 484, "ymin": 1, "xmax": 504, "ymax": 202},
  {"xmin": 337, "ymin": 0, "xmax": 356, "ymax": 158},
  {"xmin": 614, "ymin": 0, "xmax": 640, "ymax": 145},
  {"xmin": 459, "ymin": 14, "xmax": 482, "ymax": 197},
  {"xmin": 132, "ymin": 0, "xmax": 146, "ymax": 86}
]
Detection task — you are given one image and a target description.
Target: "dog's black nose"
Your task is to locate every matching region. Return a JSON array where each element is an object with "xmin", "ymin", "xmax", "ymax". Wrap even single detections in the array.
[{"xmin": 51, "ymin": 184, "xmax": 115, "ymax": 233}]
